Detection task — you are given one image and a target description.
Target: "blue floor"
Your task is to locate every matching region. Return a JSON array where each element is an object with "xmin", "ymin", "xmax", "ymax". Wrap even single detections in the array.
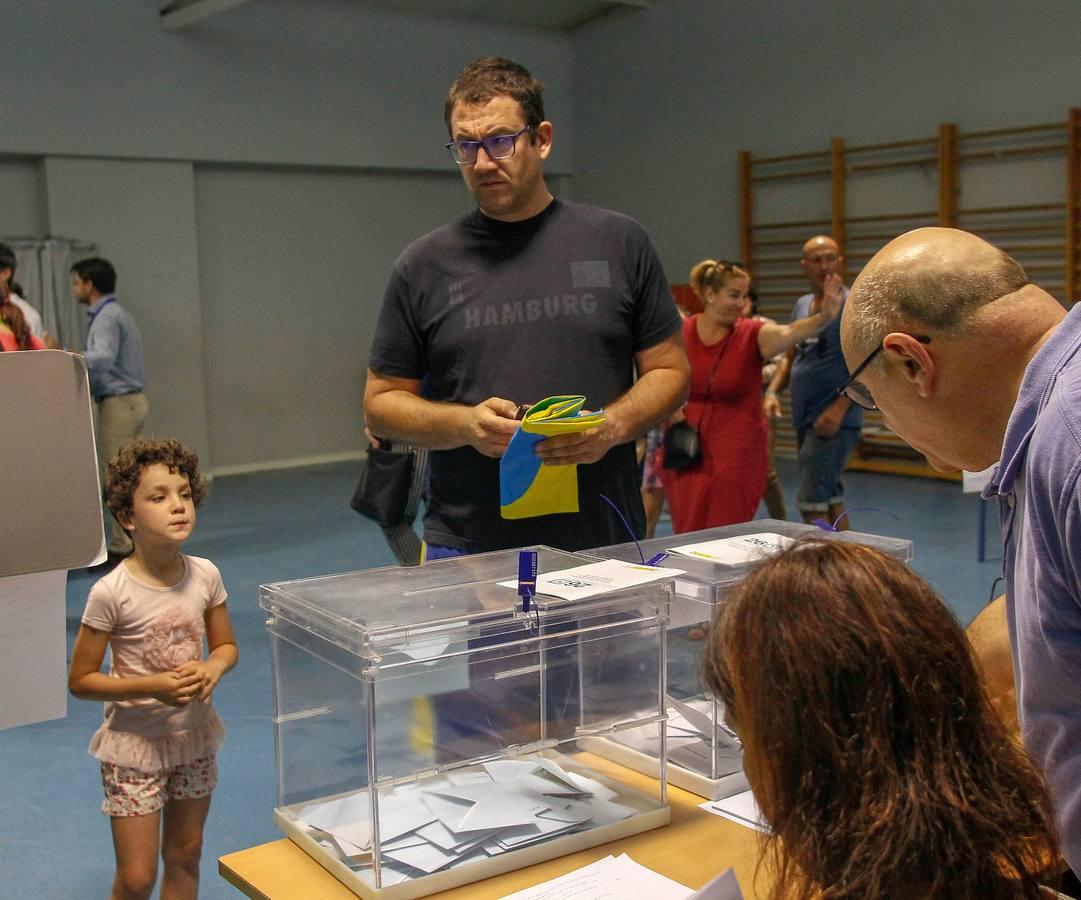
[{"xmin": 0, "ymin": 457, "xmax": 1003, "ymax": 898}]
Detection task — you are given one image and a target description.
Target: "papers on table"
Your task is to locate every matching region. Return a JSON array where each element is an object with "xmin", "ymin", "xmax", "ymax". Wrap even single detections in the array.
[
  {"xmin": 497, "ymin": 853, "xmax": 744, "ymax": 900},
  {"xmin": 498, "ymin": 559, "xmax": 683, "ymax": 602},
  {"xmin": 689, "ymin": 868, "xmax": 744, "ymax": 899},
  {"xmin": 699, "ymin": 789, "xmax": 769, "ymax": 833},
  {"xmin": 498, "ymin": 852, "xmax": 694, "ymax": 899},
  {"xmin": 296, "ymin": 757, "xmax": 637, "ymax": 884},
  {"xmin": 666, "ymin": 533, "xmax": 793, "ymax": 566}
]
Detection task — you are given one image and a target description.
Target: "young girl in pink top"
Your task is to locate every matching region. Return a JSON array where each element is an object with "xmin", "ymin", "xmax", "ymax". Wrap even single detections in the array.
[{"xmin": 69, "ymin": 438, "xmax": 238, "ymax": 900}]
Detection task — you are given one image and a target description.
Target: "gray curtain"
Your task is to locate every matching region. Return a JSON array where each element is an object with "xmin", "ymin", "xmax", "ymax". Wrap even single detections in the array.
[{"xmin": 7, "ymin": 237, "xmax": 95, "ymax": 349}]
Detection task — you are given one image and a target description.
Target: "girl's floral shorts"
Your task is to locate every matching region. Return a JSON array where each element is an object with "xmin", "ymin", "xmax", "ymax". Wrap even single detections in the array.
[{"xmin": 100, "ymin": 754, "xmax": 217, "ymax": 817}]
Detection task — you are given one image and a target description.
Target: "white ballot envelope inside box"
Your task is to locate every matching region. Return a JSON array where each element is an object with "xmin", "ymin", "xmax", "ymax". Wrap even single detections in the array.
[{"xmin": 0, "ymin": 350, "xmax": 105, "ymax": 730}]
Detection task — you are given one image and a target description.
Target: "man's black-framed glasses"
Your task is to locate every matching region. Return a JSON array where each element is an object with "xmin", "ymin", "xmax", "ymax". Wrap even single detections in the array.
[
  {"xmin": 445, "ymin": 126, "xmax": 533, "ymax": 165},
  {"xmin": 838, "ymin": 334, "xmax": 930, "ymax": 410}
]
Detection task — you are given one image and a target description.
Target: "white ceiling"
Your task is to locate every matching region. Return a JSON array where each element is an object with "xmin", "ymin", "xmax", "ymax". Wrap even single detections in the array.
[{"xmin": 159, "ymin": 0, "xmax": 653, "ymax": 32}]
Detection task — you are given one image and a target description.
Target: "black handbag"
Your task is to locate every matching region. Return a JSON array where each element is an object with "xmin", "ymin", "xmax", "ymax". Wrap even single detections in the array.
[
  {"xmin": 662, "ymin": 420, "xmax": 701, "ymax": 471},
  {"xmin": 350, "ymin": 443, "xmax": 415, "ymax": 528},
  {"xmin": 662, "ymin": 326, "xmax": 733, "ymax": 472}
]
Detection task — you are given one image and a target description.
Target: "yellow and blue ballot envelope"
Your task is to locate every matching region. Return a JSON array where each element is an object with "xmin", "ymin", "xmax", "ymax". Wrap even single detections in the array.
[{"xmin": 499, "ymin": 395, "xmax": 605, "ymax": 520}]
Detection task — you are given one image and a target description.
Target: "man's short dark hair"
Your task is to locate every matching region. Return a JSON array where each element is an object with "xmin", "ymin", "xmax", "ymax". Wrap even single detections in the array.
[
  {"xmin": 71, "ymin": 257, "xmax": 117, "ymax": 295},
  {"xmin": 444, "ymin": 57, "xmax": 545, "ymax": 135},
  {"xmin": 0, "ymin": 242, "xmax": 16, "ymax": 274}
]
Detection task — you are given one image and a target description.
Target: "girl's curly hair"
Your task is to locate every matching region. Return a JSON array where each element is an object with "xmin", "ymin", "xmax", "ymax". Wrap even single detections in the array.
[{"xmin": 104, "ymin": 438, "xmax": 206, "ymax": 526}]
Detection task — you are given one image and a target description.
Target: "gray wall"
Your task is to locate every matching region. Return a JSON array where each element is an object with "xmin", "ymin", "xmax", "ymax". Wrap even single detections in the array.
[
  {"xmin": 42, "ymin": 157, "xmax": 211, "ymax": 461},
  {"xmin": 6, "ymin": 0, "xmax": 1079, "ymax": 470},
  {"xmin": 571, "ymin": 0, "xmax": 1081, "ymax": 285},
  {"xmin": 0, "ymin": 159, "xmax": 44, "ymax": 236},
  {"xmin": 194, "ymin": 165, "xmax": 467, "ymax": 470},
  {"xmin": 1, "ymin": 0, "xmax": 575, "ymax": 471},
  {"xmin": 3, "ymin": 0, "xmax": 575, "ymax": 172}
]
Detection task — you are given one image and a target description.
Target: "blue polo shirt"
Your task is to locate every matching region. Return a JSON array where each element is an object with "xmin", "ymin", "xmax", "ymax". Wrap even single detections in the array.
[
  {"xmin": 984, "ymin": 300, "xmax": 1081, "ymax": 874},
  {"xmin": 789, "ymin": 289, "xmax": 863, "ymax": 433},
  {"xmin": 85, "ymin": 295, "xmax": 146, "ymax": 402}
]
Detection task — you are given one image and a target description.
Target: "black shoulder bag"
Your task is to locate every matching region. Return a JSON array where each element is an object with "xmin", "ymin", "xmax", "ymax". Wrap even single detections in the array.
[
  {"xmin": 662, "ymin": 329, "xmax": 732, "ymax": 472},
  {"xmin": 350, "ymin": 440, "xmax": 416, "ymax": 528}
]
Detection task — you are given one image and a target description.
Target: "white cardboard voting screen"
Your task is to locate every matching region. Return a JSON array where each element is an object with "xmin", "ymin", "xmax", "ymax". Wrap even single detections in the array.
[
  {"xmin": 1, "ymin": 350, "xmax": 105, "ymax": 575},
  {"xmin": 0, "ymin": 569, "xmax": 69, "ymax": 730},
  {"xmin": 0, "ymin": 350, "xmax": 105, "ymax": 730}
]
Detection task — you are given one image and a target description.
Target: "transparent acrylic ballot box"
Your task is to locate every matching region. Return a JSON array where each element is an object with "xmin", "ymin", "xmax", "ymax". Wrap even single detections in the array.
[
  {"xmin": 261, "ymin": 547, "xmax": 673, "ymax": 899},
  {"xmin": 585, "ymin": 519, "xmax": 914, "ymax": 800}
]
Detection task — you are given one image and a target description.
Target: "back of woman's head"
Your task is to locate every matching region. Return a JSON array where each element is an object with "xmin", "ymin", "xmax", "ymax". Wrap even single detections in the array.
[
  {"xmin": 0, "ymin": 296, "xmax": 33, "ymax": 350},
  {"xmin": 689, "ymin": 259, "xmax": 749, "ymax": 300},
  {"xmin": 703, "ymin": 538, "xmax": 1056, "ymax": 900}
]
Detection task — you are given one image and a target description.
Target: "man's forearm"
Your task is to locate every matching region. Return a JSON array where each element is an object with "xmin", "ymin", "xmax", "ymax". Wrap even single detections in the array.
[
  {"xmin": 365, "ymin": 390, "xmax": 470, "ymax": 450},
  {"xmin": 604, "ymin": 366, "xmax": 688, "ymax": 445},
  {"xmin": 829, "ymin": 394, "xmax": 852, "ymax": 416}
]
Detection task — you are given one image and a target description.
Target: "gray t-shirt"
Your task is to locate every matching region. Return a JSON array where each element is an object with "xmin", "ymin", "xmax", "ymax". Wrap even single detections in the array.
[{"xmin": 368, "ymin": 199, "xmax": 681, "ymax": 552}]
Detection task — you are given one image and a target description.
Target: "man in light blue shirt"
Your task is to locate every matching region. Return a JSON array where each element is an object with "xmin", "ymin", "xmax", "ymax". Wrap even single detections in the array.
[
  {"xmin": 73, "ymin": 257, "xmax": 149, "ymax": 559},
  {"xmin": 840, "ymin": 227, "xmax": 1081, "ymax": 886}
]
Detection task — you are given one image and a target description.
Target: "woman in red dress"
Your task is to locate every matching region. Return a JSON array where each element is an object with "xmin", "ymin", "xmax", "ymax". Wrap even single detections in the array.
[{"xmin": 662, "ymin": 260, "xmax": 841, "ymax": 533}]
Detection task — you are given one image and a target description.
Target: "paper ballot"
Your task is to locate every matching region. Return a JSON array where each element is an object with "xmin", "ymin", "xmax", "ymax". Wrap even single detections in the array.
[
  {"xmin": 667, "ymin": 694, "xmax": 724, "ymax": 741},
  {"xmin": 699, "ymin": 789, "xmax": 769, "ymax": 833},
  {"xmin": 667, "ymin": 533, "xmax": 794, "ymax": 566},
  {"xmin": 689, "ymin": 868, "xmax": 744, "ymax": 899},
  {"xmin": 611, "ymin": 694, "xmax": 743, "ymax": 777},
  {"xmin": 297, "ymin": 757, "xmax": 637, "ymax": 880},
  {"xmin": 498, "ymin": 558, "xmax": 682, "ymax": 602},
  {"xmin": 497, "ymin": 853, "xmax": 745, "ymax": 899},
  {"xmin": 499, "ymin": 853, "xmax": 698, "ymax": 899}
]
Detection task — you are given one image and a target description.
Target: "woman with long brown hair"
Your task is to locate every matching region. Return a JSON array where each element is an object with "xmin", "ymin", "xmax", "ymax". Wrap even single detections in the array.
[{"xmin": 703, "ymin": 538, "xmax": 1060, "ymax": 899}]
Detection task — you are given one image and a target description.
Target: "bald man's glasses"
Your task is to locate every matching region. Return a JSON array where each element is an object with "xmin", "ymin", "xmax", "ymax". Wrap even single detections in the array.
[
  {"xmin": 446, "ymin": 126, "xmax": 533, "ymax": 165},
  {"xmin": 839, "ymin": 334, "xmax": 930, "ymax": 410}
]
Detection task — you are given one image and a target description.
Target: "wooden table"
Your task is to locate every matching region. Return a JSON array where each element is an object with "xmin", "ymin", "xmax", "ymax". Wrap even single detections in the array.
[{"xmin": 219, "ymin": 761, "xmax": 767, "ymax": 899}]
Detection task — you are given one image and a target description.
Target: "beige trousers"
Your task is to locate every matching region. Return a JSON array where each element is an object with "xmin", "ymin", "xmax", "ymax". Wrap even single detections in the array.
[{"xmin": 97, "ymin": 392, "xmax": 150, "ymax": 554}]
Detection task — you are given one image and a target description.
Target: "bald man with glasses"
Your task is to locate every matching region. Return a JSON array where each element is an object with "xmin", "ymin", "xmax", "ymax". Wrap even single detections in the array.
[
  {"xmin": 364, "ymin": 56, "xmax": 688, "ymax": 558},
  {"xmin": 840, "ymin": 226, "xmax": 1081, "ymax": 885}
]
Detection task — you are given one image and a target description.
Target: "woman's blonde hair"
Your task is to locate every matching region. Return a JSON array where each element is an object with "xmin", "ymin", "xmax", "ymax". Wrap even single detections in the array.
[{"xmin": 688, "ymin": 259, "xmax": 749, "ymax": 301}]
